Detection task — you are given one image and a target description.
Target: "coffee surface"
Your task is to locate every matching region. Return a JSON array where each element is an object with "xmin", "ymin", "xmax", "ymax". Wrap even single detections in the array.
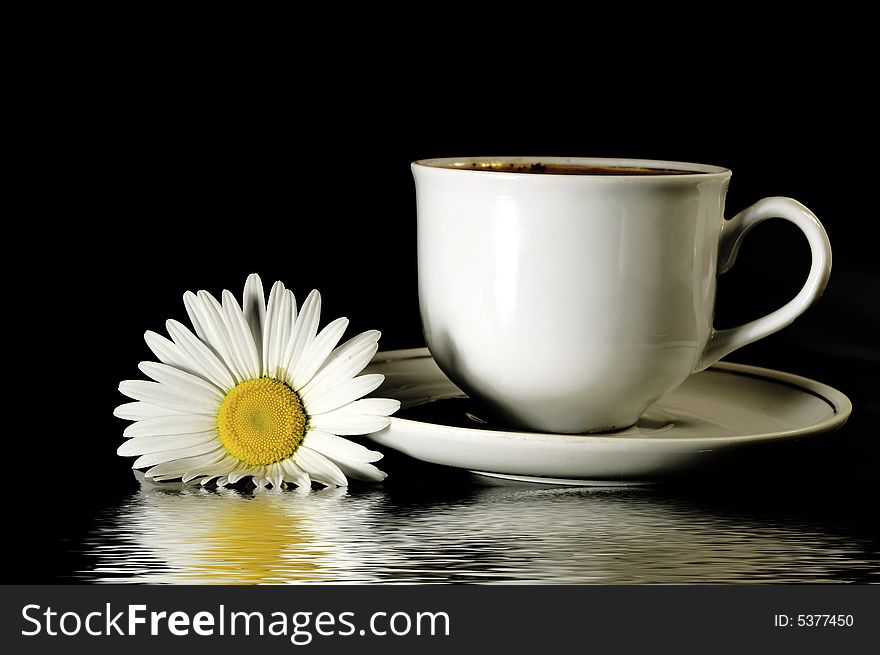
[{"xmin": 446, "ymin": 162, "xmax": 697, "ymax": 175}]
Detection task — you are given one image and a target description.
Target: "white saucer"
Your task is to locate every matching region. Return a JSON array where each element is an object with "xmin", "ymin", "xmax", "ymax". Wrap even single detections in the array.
[{"xmin": 364, "ymin": 348, "xmax": 852, "ymax": 483}]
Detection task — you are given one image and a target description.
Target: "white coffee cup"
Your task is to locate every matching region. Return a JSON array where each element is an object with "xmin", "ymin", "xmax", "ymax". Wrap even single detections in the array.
[{"xmin": 412, "ymin": 156, "xmax": 831, "ymax": 433}]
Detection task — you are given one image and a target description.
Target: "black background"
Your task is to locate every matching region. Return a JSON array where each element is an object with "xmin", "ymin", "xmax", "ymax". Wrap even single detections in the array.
[{"xmin": 11, "ymin": 44, "xmax": 878, "ymax": 582}]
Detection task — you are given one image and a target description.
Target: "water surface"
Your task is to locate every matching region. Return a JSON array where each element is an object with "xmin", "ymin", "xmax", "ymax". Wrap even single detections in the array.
[{"xmin": 79, "ymin": 475, "xmax": 878, "ymax": 584}]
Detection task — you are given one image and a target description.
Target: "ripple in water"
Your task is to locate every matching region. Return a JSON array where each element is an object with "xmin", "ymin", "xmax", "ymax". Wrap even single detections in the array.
[{"xmin": 80, "ymin": 477, "xmax": 879, "ymax": 584}]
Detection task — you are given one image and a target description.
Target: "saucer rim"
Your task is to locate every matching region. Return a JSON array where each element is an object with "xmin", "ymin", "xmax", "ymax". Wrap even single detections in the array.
[{"xmin": 371, "ymin": 347, "xmax": 852, "ymax": 445}]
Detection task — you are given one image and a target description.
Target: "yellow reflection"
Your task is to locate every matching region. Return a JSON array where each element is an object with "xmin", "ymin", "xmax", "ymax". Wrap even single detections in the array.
[
  {"xmin": 182, "ymin": 494, "xmax": 328, "ymax": 584},
  {"xmin": 107, "ymin": 484, "xmax": 349, "ymax": 584}
]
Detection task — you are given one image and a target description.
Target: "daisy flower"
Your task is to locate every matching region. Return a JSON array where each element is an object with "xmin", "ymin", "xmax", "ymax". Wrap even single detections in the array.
[{"xmin": 114, "ymin": 274, "xmax": 399, "ymax": 490}]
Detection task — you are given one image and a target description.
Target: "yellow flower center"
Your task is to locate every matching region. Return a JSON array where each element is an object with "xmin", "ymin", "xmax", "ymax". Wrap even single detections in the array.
[{"xmin": 217, "ymin": 378, "xmax": 307, "ymax": 466}]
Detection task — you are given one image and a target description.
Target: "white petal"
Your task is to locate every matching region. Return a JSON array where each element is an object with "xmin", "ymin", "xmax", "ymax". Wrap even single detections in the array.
[
  {"xmin": 191, "ymin": 292, "xmax": 239, "ymax": 379},
  {"xmin": 150, "ymin": 475, "xmax": 181, "ymax": 483},
  {"xmin": 262, "ymin": 281, "xmax": 284, "ymax": 377},
  {"xmin": 144, "ymin": 448, "xmax": 226, "ymax": 478},
  {"xmin": 144, "ymin": 331, "xmax": 189, "ymax": 369},
  {"xmin": 119, "ymin": 380, "xmax": 220, "ymax": 414},
  {"xmin": 222, "ymin": 289, "xmax": 260, "ymax": 379},
  {"xmin": 299, "ymin": 330, "xmax": 380, "ymax": 396},
  {"xmin": 280, "ymin": 289, "xmax": 320, "ymax": 382},
  {"xmin": 114, "ymin": 402, "xmax": 184, "ymax": 420},
  {"xmin": 183, "ymin": 290, "xmax": 210, "ymax": 343},
  {"xmin": 123, "ymin": 414, "xmax": 218, "ymax": 438},
  {"xmin": 302, "ymin": 430, "xmax": 383, "ymax": 463},
  {"xmin": 333, "ymin": 458, "xmax": 388, "ymax": 483},
  {"xmin": 280, "ymin": 458, "xmax": 311, "ymax": 489},
  {"xmin": 228, "ymin": 464, "xmax": 256, "ymax": 484},
  {"xmin": 242, "ymin": 274, "xmax": 266, "ymax": 369},
  {"xmin": 132, "ymin": 442, "xmax": 221, "ymax": 469},
  {"xmin": 268, "ymin": 462, "xmax": 284, "ymax": 489},
  {"xmin": 183, "ymin": 456, "xmax": 238, "ymax": 483},
  {"xmin": 138, "ymin": 361, "xmax": 225, "ymax": 401},
  {"xmin": 166, "ymin": 319, "xmax": 237, "ymax": 391},
  {"xmin": 118, "ymin": 432, "xmax": 218, "ymax": 456},
  {"xmin": 294, "ymin": 446, "xmax": 347, "ymax": 487},
  {"xmin": 288, "ymin": 317, "xmax": 348, "ymax": 389},
  {"xmin": 285, "ymin": 290, "xmax": 299, "ymax": 321},
  {"xmin": 301, "ymin": 374, "xmax": 385, "ymax": 415},
  {"xmin": 147, "ymin": 330, "xmax": 230, "ymax": 389},
  {"xmin": 331, "ymin": 398, "xmax": 401, "ymax": 416},
  {"xmin": 308, "ymin": 411, "xmax": 391, "ymax": 436},
  {"xmin": 265, "ymin": 285, "xmax": 296, "ymax": 378},
  {"xmin": 198, "ymin": 290, "xmax": 247, "ymax": 382}
]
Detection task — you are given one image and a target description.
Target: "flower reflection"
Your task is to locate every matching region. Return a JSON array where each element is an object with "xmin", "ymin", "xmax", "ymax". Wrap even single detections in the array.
[{"xmin": 90, "ymin": 483, "xmax": 366, "ymax": 584}]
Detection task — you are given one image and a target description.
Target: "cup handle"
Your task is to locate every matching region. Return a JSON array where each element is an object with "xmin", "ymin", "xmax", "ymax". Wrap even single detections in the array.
[{"xmin": 695, "ymin": 196, "xmax": 832, "ymax": 371}]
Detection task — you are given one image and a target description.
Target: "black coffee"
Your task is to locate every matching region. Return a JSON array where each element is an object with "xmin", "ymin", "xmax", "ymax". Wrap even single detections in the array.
[{"xmin": 446, "ymin": 162, "xmax": 697, "ymax": 175}]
